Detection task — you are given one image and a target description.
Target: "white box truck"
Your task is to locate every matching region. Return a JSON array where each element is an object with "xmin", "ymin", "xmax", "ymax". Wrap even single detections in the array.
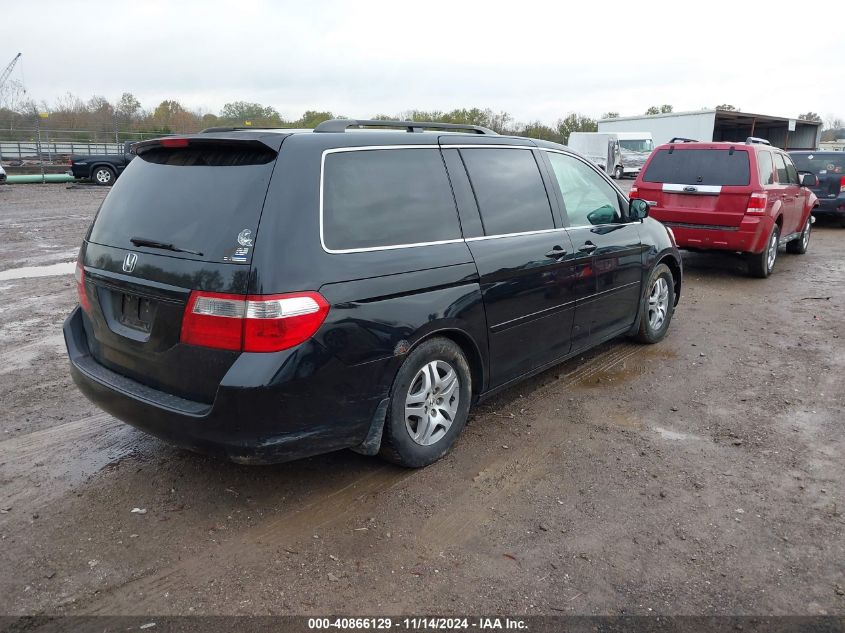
[{"xmin": 567, "ymin": 132, "xmax": 654, "ymax": 179}]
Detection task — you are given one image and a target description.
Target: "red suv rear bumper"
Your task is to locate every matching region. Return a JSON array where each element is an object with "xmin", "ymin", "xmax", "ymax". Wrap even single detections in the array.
[{"xmin": 662, "ymin": 215, "xmax": 773, "ymax": 255}]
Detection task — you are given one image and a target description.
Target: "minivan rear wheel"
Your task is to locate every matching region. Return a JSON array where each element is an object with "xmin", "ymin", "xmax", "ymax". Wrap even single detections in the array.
[
  {"xmin": 380, "ymin": 337, "xmax": 472, "ymax": 468},
  {"xmin": 748, "ymin": 225, "xmax": 780, "ymax": 278},
  {"xmin": 633, "ymin": 263, "xmax": 674, "ymax": 344}
]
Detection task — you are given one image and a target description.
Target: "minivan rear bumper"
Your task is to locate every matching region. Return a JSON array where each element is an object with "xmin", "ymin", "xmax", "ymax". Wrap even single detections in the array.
[
  {"xmin": 661, "ymin": 215, "xmax": 773, "ymax": 254},
  {"xmin": 64, "ymin": 307, "xmax": 387, "ymax": 464}
]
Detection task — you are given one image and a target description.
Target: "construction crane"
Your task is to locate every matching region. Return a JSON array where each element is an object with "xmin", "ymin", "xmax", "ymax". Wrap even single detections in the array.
[{"xmin": 0, "ymin": 53, "xmax": 22, "ymax": 92}]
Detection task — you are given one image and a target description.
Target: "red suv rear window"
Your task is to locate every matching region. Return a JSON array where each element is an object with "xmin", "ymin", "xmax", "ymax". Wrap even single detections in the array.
[{"xmin": 643, "ymin": 149, "xmax": 750, "ymax": 186}]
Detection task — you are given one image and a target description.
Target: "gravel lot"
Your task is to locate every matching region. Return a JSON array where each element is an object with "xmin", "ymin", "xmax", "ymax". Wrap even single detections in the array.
[{"xmin": 0, "ymin": 182, "xmax": 843, "ymax": 616}]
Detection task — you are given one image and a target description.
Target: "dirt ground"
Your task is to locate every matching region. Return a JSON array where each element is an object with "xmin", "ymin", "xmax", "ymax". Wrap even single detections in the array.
[{"xmin": 0, "ymin": 182, "xmax": 843, "ymax": 617}]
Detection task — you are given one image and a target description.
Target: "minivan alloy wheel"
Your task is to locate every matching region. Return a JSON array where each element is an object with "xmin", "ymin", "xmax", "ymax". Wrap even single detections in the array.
[
  {"xmin": 405, "ymin": 360, "xmax": 460, "ymax": 446},
  {"xmin": 647, "ymin": 276, "xmax": 670, "ymax": 331}
]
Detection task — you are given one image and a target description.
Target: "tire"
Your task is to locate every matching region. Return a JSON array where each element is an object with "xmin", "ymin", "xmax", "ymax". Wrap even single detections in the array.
[
  {"xmin": 786, "ymin": 217, "xmax": 811, "ymax": 254},
  {"xmin": 92, "ymin": 166, "xmax": 115, "ymax": 186},
  {"xmin": 633, "ymin": 263, "xmax": 675, "ymax": 344},
  {"xmin": 379, "ymin": 337, "xmax": 472, "ymax": 468},
  {"xmin": 613, "ymin": 166, "xmax": 624, "ymax": 180},
  {"xmin": 747, "ymin": 224, "xmax": 780, "ymax": 278}
]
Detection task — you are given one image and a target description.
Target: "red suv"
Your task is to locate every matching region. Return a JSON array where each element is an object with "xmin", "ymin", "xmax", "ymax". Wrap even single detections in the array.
[{"xmin": 631, "ymin": 138, "xmax": 819, "ymax": 277}]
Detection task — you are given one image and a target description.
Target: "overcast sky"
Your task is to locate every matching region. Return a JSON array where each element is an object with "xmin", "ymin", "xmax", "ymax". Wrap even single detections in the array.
[{"xmin": 2, "ymin": 0, "xmax": 843, "ymax": 124}]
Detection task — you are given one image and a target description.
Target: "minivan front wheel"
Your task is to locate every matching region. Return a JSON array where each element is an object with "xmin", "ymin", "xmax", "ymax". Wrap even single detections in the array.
[
  {"xmin": 748, "ymin": 225, "xmax": 780, "ymax": 278},
  {"xmin": 634, "ymin": 263, "xmax": 675, "ymax": 344},
  {"xmin": 380, "ymin": 337, "xmax": 472, "ymax": 468}
]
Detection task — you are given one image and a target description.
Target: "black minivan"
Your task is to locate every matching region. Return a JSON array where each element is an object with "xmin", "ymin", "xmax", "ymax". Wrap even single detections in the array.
[{"xmin": 64, "ymin": 119, "xmax": 682, "ymax": 467}]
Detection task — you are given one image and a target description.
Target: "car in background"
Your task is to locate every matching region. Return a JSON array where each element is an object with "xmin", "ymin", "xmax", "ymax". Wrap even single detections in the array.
[
  {"xmin": 70, "ymin": 141, "xmax": 136, "ymax": 186},
  {"xmin": 631, "ymin": 137, "xmax": 818, "ymax": 278},
  {"xmin": 0, "ymin": 163, "xmax": 6, "ymax": 183},
  {"xmin": 788, "ymin": 151, "xmax": 845, "ymax": 227},
  {"xmin": 65, "ymin": 119, "xmax": 682, "ymax": 468}
]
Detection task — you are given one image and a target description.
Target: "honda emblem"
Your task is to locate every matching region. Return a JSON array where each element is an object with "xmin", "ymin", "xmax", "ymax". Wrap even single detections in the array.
[{"xmin": 122, "ymin": 252, "xmax": 138, "ymax": 273}]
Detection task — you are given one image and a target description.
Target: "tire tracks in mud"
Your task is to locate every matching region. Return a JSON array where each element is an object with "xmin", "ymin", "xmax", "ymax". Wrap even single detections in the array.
[
  {"xmin": 49, "ymin": 341, "xmax": 647, "ymax": 615},
  {"xmin": 416, "ymin": 343, "xmax": 644, "ymax": 553},
  {"xmin": 0, "ymin": 413, "xmax": 132, "ymax": 509}
]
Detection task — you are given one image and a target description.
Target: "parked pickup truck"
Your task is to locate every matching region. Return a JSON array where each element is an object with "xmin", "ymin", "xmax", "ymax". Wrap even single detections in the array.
[{"xmin": 70, "ymin": 141, "xmax": 136, "ymax": 186}]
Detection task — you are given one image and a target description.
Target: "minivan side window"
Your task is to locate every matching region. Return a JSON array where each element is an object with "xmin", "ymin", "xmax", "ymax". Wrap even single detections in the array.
[
  {"xmin": 546, "ymin": 152, "xmax": 622, "ymax": 226},
  {"xmin": 774, "ymin": 153, "xmax": 790, "ymax": 184},
  {"xmin": 783, "ymin": 154, "xmax": 799, "ymax": 184},
  {"xmin": 322, "ymin": 148, "xmax": 461, "ymax": 251},
  {"xmin": 757, "ymin": 151, "xmax": 775, "ymax": 185},
  {"xmin": 460, "ymin": 148, "xmax": 555, "ymax": 235}
]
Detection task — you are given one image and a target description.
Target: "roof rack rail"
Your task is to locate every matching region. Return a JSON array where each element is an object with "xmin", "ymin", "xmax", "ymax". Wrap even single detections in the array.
[
  {"xmin": 313, "ymin": 119, "xmax": 497, "ymax": 135},
  {"xmin": 746, "ymin": 136, "xmax": 771, "ymax": 145},
  {"xmin": 199, "ymin": 126, "xmax": 280, "ymax": 133},
  {"xmin": 668, "ymin": 137, "xmax": 698, "ymax": 143}
]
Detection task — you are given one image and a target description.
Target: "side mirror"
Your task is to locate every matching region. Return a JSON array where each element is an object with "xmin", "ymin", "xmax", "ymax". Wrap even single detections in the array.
[
  {"xmin": 629, "ymin": 198, "xmax": 650, "ymax": 221},
  {"xmin": 799, "ymin": 172, "xmax": 818, "ymax": 187}
]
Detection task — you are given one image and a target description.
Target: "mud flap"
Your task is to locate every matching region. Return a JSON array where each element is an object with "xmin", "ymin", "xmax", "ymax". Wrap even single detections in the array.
[{"xmin": 350, "ymin": 397, "xmax": 390, "ymax": 456}]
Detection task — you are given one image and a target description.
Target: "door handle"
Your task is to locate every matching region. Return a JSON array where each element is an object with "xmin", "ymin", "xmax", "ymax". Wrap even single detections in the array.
[
  {"xmin": 545, "ymin": 246, "xmax": 567, "ymax": 259},
  {"xmin": 578, "ymin": 242, "xmax": 597, "ymax": 254}
]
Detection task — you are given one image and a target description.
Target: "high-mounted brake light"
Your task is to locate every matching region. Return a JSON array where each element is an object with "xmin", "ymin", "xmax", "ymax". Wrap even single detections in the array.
[
  {"xmin": 160, "ymin": 138, "xmax": 189, "ymax": 148},
  {"xmin": 75, "ymin": 260, "xmax": 91, "ymax": 313},
  {"xmin": 746, "ymin": 192, "xmax": 767, "ymax": 214},
  {"xmin": 180, "ymin": 291, "xmax": 330, "ymax": 353}
]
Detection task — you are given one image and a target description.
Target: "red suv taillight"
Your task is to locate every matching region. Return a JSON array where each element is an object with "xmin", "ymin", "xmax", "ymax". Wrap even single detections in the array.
[
  {"xmin": 75, "ymin": 260, "xmax": 91, "ymax": 313},
  {"xmin": 840, "ymin": 176, "xmax": 845, "ymax": 194},
  {"xmin": 629, "ymin": 185, "xmax": 639, "ymax": 199},
  {"xmin": 180, "ymin": 291, "xmax": 330, "ymax": 353},
  {"xmin": 745, "ymin": 192, "xmax": 767, "ymax": 214}
]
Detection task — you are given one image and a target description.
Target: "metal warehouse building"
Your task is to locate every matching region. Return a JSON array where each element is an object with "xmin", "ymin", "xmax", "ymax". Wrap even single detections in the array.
[{"xmin": 598, "ymin": 110, "xmax": 821, "ymax": 150}]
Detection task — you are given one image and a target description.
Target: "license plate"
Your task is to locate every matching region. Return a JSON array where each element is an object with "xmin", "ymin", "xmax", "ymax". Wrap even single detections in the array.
[{"xmin": 118, "ymin": 293, "xmax": 154, "ymax": 332}]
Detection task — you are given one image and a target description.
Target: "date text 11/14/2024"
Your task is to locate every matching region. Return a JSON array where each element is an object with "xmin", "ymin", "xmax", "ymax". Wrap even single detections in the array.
[{"xmin": 307, "ymin": 617, "xmax": 528, "ymax": 630}]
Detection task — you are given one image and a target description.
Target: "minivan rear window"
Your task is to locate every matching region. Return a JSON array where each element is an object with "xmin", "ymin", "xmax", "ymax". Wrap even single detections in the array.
[
  {"xmin": 643, "ymin": 149, "xmax": 751, "ymax": 186},
  {"xmin": 88, "ymin": 142, "xmax": 278, "ymax": 263},
  {"xmin": 322, "ymin": 148, "xmax": 461, "ymax": 251}
]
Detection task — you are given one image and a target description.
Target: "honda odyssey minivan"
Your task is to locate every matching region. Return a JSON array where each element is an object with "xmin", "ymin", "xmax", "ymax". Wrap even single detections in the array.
[{"xmin": 64, "ymin": 119, "xmax": 682, "ymax": 467}]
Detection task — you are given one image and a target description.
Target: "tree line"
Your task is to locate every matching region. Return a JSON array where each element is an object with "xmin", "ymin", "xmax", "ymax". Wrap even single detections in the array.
[
  {"xmin": 1, "ymin": 92, "xmax": 842, "ymax": 144},
  {"xmin": 0, "ymin": 93, "xmax": 602, "ymax": 145}
]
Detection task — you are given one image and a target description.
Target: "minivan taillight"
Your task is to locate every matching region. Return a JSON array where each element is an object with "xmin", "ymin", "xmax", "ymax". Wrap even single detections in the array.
[
  {"xmin": 75, "ymin": 260, "xmax": 91, "ymax": 313},
  {"xmin": 180, "ymin": 291, "xmax": 330, "ymax": 353},
  {"xmin": 746, "ymin": 192, "xmax": 767, "ymax": 214}
]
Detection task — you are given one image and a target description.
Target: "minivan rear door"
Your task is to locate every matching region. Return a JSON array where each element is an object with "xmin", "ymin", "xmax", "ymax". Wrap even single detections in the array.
[
  {"xmin": 639, "ymin": 147, "xmax": 752, "ymax": 228},
  {"xmin": 79, "ymin": 134, "xmax": 283, "ymax": 403}
]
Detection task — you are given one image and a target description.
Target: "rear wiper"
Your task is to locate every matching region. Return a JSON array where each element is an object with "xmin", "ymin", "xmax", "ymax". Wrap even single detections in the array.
[{"xmin": 130, "ymin": 237, "xmax": 204, "ymax": 256}]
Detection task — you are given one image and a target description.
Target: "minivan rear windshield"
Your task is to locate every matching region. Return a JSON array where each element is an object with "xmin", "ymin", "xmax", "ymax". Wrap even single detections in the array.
[
  {"xmin": 88, "ymin": 143, "xmax": 278, "ymax": 263},
  {"xmin": 643, "ymin": 149, "xmax": 750, "ymax": 186}
]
